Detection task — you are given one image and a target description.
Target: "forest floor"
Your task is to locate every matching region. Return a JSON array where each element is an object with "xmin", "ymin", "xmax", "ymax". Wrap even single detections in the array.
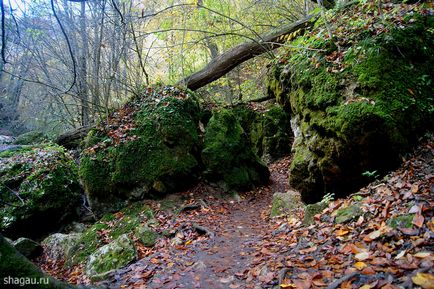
[{"xmin": 38, "ymin": 137, "xmax": 433, "ymax": 289}]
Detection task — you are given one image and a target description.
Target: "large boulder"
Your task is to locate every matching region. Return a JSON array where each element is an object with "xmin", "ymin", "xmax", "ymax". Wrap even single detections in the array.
[
  {"xmin": 0, "ymin": 144, "xmax": 81, "ymax": 239},
  {"xmin": 268, "ymin": 6, "xmax": 433, "ymax": 203},
  {"xmin": 12, "ymin": 237, "xmax": 43, "ymax": 258},
  {"xmin": 42, "ymin": 233, "xmax": 82, "ymax": 262},
  {"xmin": 0, "ymin": 234, "xmax": 75, "ymax": 289},
  {"xmin": 79, "ymin": 87, "xmax": 201, "ymax": 214},
  {"xmin": 233, "ymin": 104, "xmax": 293, "ymax": 164},
  {"xmin": 85, "ymin": 234, "xmax": 137, "ymax": 282},
  {"xmin": 201, "ymin": 109, "xmax": 270, "ymax": 191}
]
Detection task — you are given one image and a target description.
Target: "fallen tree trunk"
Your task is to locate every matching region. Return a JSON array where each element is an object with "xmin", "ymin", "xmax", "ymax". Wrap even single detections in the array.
[
  {"xmin": 55, "ymin": 125, "xmax": 92, "ymax": 149},
  {"xmin": 179, "ymin": 14, "xmax": 319, "ymax": 91}
]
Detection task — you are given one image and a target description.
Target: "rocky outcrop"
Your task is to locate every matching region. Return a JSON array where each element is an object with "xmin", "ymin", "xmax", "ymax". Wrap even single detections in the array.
[
  {"xmin": 42, "ymin": 233, "xmax": 82, "ymax": 262},
  {"xmin": 12, "ymin": 237, "xmax": 43, "ymax": 259},
  {"xmin": 268, "ymin": 5, "xmax": 433, "ymax": 203},
  {"xmin": 79, "ymin": 87, "xmax": 202, "ymax": 213},
  {"xmin": 201, "ymin": 109, "xmax": 270, "ymax": 191},
  {"xmin": 0, "ymin": 144, "xmax": 81, "ymax": 239},
  {"xmin": 80, "ymin": 87, "xmax": 273, "ymax": 213},
  {"xmin": 85, "ymin": 234, "xmax": 137, "ymax": 281}
]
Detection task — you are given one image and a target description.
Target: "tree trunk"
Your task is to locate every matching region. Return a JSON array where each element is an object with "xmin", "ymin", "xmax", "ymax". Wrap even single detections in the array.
[
  {"xmin": 179, "ymin": 14, "xmax": 318, "ymax": 91},
  {"xmin": 78, "ymin": 1, "xmax": 89, "ymax": 126}
]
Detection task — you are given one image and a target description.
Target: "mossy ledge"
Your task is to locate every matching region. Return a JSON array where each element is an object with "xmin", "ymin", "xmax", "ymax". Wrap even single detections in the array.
[{"xmin": 268, "ymin": 4, "xmax": 433, "ymax": 203}]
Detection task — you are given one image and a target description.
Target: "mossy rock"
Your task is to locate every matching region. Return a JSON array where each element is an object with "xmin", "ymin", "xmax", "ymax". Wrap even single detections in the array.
[
  {"xmin": 0, "ymin": 235, "xmax": 75, "ymax": 289},
  {"xmin": 270, "ymin": 191, "xmax": 302, "ymax": 217},
  {"xmin": 268, "ymin": 7, "xmax": 433, "ymax": 203},
  {"xmin": 79, "ymin": 86, "xmax": 201, "ymax": 214},
  {"xmin": 14, "ymin": 131, "xmax": 47, "ymax": 145},
  {"xmin": 0, "ymin": 144, "xmax": 81, "ymax": 239},
  {"xmin": 387, "ymin": 214, "xmax": 414, "ymax": 229},
  {"xmin": 233, "ymin": 105, "xmax": 293, "ymax": 164},
  {"xmin": 201, "ymin": 109, "xmax": 270, "ymax": 191},
  {"xmin": 334, "ymin": 204, "xmax": 363, "ymax": 224},
  {"xmin": 134, "ymin": 225, "xmax": 158, "ymax": 247},
  {"xmin": 303, "ymin": 202, "xmax": 328, "ymax": 226},
  {"xmin": 12, "ymin": 237, "xmax": 43, "ymax": 259},
  {"xmin": 85, "ymin": 234, "xmax": 137, "ymax": 282},
  {"xmin": 42, "ymin": 233, "xmax": 82, "ymax": 262}
]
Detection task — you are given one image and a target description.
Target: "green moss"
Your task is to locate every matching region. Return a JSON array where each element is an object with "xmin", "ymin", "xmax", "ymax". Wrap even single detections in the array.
[
  {"xmin": 269, "ymin": 7, "xmax": 433, "ymax": 202},
  {"xmin": 68, "ymin": 203, "xmax": 154, "ymax": 266},
  {"xmin": 0, "ymin": 144, "xmax": 81, "ymax": 238},
  {"xmin": 134, "ymin": 226, "xmax": 158, "ymax": 247},
  {"xmin": 201, "ymin": 109, "xmax": 270, "ymax": 191},
  {"xmin": 387, "ymin": 214, "xmax": 414, "ymax": 229},
  {"xmin": 79, "ymin": 88, "xmax": 201, "ymax": 214},
  {"xmin": 334, "ymin": 204, "xmax": 363, "ymax": 224}
]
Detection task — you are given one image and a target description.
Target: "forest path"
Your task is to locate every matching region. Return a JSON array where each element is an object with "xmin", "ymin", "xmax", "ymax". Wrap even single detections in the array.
[{"xmin": 102, "ymin": 157, "xmax": 291, "ymax": 289}]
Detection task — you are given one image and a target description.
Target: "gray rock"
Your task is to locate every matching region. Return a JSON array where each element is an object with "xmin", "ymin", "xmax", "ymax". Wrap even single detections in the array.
[
  {"xmin": 134, "ymin": 225, "xmax": 158, "ymax": 247},
  {"xmin": 13, "ymin": 237, "xmax": 42, "ymax": 258},
  {"xmin": 303, "ymin": 202, "xmax": 328, "ymax": 225},
  {"xmin": 270, "ymin": 190, "xmax": 302, "ymax": 217},
  {"xmin": 42, "ymin": 233, "xmax": 82, "ymax": 261},
  {"xmin": 334, "ymin": 204, "xmax": 363, "ymax": 224},
  {"xmin": 0, "ymin": 135, "xmax": 15, "ymax": 145},
  {"xmin": 85, "ymin": 234, "xmax": 137, "ymax": 282}
]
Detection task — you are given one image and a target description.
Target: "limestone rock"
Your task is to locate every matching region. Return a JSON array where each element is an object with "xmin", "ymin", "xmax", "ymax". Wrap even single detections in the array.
[
  {"xmin": 334, "ymin": 204, "xmax": 363, "ymax": 224},
  {"xmin": 134, "ymin": 226, "xmax": 158, "ymax": 247},
  {"xmin": 303, "ymin": 202, "xmax": 329, "ymax": 225},
  {"xmin": 270, "ymin": 191, "xmax": 302, "ymax": 217},
  {"xmin": 13, "ymin": 237, "xmax": 42, "ymax": 258},
  {"xmin": 42, "ymin": 233, "xmax": 82, "ymax": 261},
  {"xmin": 85, "ymin": 234, "xmax": 137, "ymax": 282},
  {"xmin": 201, "ymin": 109, "xmax": 270, "ymax": 191},
  {"xmin": 79, "ymin": 87, "xmax": 201, "ymax": 214},
  {"xmin": 0, "ymin": 144, "xmax": 81, "ymax": 239}
]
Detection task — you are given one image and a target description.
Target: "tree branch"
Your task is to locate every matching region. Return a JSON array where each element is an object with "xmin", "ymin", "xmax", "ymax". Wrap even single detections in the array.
[{"xmin": 179, "ymin": 14, "xmax": 319, "ymax": 90}]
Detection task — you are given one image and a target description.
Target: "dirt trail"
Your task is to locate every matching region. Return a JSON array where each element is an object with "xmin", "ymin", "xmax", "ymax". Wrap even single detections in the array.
[{"xmin": 102, "ymin": 157, "xmax": 291, "ymax": 289}]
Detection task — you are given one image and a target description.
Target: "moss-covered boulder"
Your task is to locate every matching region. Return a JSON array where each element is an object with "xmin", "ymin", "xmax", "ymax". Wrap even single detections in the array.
[
  {"xmin": 268, "ymin": 3, "xmax": 433, "ymax": 202},
  {"xmin": 12, "ymin": 237, "xmax": 43, "ymax": 258},
  {"xmin": 233, "ymin": 105, "xmax": 293, "ymax": 164},
  {"xmin": 0, "ymin": 235, "xmax": 75, "ymax": 289},
  {"xmin": 42, "ymin": 233, "xmax": 82, "ymax": 262},
  {"xmin": 85, "ymin": 234, "xmax": 137, "ymax": 282},
  {"xmin": 303, "ymin": 202, "xmax": 329, "ymax": 226},
  {"xmin": 201, "ymin": 109, "xmax": 270, "ymax": 191},
  {"xmin": 79, "ymin": 86, "xmax": 201, "ymax": 213},
  {"xmin": 0, "ymin": 144, "xmax": 81, "ymax": 239},
  {"xmin": 334, "ymin": 204, "xmax": 363, "ymax": 224},
  {"xmin": 68, "ymin": 203, "xmax": 153, "ymax": 265},
  {"xmin": 134, "ymin": 225, "xmax": 158, "ymax": 247},
  {"xmin": 270, "ymin": 191, "xmax": 302, "ymax": 217}
]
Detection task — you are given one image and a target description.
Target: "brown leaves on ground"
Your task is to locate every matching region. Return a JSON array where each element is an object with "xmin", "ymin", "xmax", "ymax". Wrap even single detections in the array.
[{"xmin": 248, "ymin": 138, "xmax": 433, "ymax": 288}]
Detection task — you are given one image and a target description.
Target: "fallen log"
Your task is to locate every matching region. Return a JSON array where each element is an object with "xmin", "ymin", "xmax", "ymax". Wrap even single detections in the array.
[
  {"xmin": 179, "ymin": 14, "xmax": 319, "ymax": 91},
  {"xmin": 55, "ymin": 125, "xmax": 92, "ymax": 149}
]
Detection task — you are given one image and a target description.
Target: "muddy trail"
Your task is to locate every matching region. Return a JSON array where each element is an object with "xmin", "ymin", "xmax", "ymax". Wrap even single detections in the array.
[{"xmin": 98, "ymin": 157, "xmax": 293, "ymax": 289}]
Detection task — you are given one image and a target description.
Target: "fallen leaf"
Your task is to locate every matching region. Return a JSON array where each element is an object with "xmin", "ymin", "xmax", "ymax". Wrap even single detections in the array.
[
  {"xmin": 280, "ymin": 284, "xmax": 297, "ymax": 289},
  {"xmin": 413, "ymin": 213, "xmax": 424, "ymax": 228},
  {"xmin": 412, "ymin": 272, "xmax": 434, "ymax": 289},
  {"xmin": 336, "ymin": 228, "xmax": 350, "ymax": 236},
  {"xmin": 354, "ymin": 261, "xmax": 367, "ymax": 270},
  {"xmin": 413, "ymin": 252, "xmax": 432, "ymax": 259},
  {"xmin": 355, "ymin": 251, "xmax": 370, "ymax": 261},
  {"xmin": 364, "ymin": 230, "xmax": 381, "ymax": 242}
]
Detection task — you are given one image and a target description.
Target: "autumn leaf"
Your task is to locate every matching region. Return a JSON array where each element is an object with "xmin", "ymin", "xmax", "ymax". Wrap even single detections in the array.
[
  {"xmin": 363, "ymin": 230, "xmax": 381, "ymax": 242},
  {"xmin": 412, "ymin": 213, "xmax": 424, "ymax": 228},
  {"xmin": 354, "ymin": 251, "xmax": 370, "ymax": 261},
  {"xmin": 412, "ymin": 272, "xmax": 434, "ymax": 289},
  {"xmin": 354, "ymin": 261, "xmax": 367, "ymax": 270}
]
